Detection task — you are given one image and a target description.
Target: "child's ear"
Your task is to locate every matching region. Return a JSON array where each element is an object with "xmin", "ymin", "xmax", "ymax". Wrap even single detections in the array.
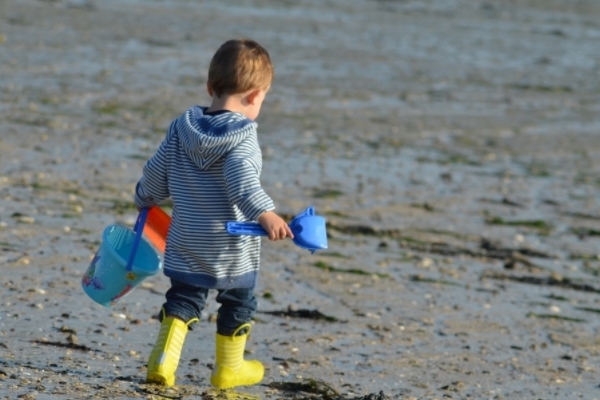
[
  {"xmin": 247, "ymin": 89, "xmax": 261, "ymax": 105},
  {"xmin": 207, "ymin": 83, "xmax": 214, "ymax": 97}
]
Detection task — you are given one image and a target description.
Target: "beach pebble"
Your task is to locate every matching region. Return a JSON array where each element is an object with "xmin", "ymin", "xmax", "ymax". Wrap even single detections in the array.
[{"xmin": 67, "ymin": 334, "xmax": 78, "ymax": 344}]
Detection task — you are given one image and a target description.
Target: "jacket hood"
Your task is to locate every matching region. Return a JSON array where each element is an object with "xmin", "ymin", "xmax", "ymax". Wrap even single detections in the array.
[{"xmin": 176, "ymin": 106, "xmax": 256, "ymax": 170}]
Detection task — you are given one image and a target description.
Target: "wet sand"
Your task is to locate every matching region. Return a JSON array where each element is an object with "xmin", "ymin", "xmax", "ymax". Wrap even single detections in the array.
[{"xmin": 1, "ymin": 0, "xmax": 600, "ymax": 399}]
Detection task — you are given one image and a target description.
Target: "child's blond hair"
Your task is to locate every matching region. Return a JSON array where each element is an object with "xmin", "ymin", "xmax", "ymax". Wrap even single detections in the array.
[{"xmin": 208, "ymin": 39, "xmax": 274, "ymax": 97}]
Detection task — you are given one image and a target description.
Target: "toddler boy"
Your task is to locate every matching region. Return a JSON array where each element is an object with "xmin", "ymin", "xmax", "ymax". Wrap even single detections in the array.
[{"xmin": 134, "ymin": 38, "xmax": 293, "ymax": 389}]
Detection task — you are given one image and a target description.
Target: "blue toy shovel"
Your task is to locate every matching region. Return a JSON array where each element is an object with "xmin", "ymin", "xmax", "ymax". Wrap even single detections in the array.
[{"xmin": 226, "ymin": 207, "xmax": 328, "ymax": 253}]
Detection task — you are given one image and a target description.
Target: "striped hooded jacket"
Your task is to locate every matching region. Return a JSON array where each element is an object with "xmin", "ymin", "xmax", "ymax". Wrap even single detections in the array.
[{"xmin": 134, "ymin": 106, "xmax": 275, "ymax": 289}]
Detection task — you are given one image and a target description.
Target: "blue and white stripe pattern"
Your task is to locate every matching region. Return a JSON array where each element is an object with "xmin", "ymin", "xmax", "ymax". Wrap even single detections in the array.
[{"xmin": 134, "ymin": 106, "xmax": 275, "ymax": 289}]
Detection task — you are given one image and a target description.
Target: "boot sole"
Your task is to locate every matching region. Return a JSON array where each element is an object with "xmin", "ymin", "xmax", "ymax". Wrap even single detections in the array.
[{"xmin": 147, "ymin": 372, "xmax": 175, "ymax": 387}]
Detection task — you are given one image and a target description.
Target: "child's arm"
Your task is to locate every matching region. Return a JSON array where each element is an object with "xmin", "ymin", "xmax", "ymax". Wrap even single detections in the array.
[
  {"xmin": 223, "ymin": 154, "xmax": 272, "ymax": 221},
  {"xmin": 134, "ymin": 126, "xmax": 173, "ymax": 208},
  {"xmin": 224, "ymin": 136, "xmax": 291, "ymax": 240}
]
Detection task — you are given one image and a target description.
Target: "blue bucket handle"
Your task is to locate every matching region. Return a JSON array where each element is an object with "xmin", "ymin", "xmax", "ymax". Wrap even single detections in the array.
[{"xmin": 126, "ymin": 208, "xmax": 148, "ymax": 272}]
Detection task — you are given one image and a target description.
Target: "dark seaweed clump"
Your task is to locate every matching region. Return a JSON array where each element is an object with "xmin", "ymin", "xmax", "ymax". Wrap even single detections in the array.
[{"xmin": 260, "ymin": 306, "xmax": 341, "ymax": 322}]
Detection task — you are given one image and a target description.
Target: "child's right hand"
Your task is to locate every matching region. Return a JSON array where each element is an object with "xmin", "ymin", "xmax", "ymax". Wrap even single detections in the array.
[{"xmin": 257, "ymin": 211, "xmax": 294, "ymax": 241}]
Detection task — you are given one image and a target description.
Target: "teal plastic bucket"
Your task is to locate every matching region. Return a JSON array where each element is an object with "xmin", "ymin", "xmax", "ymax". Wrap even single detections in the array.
[{"xmin": 82, "ymin": 209, "xmax": 162, "ymax": 307}]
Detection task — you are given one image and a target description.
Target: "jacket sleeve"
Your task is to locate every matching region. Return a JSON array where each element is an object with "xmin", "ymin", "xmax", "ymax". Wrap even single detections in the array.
[
  {"xmin": 223, "ymin": 135, "xmax": 275, "ymax": 221},
  {"xmin": 134, "ymin": 125, "xmax": 173, "ymax": 208}
]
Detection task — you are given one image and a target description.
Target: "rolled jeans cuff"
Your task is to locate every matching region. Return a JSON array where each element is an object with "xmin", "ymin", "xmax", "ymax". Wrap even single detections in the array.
[{"xmin": 159, "ymin": 307, "xmax": 200, "ymax": 331}]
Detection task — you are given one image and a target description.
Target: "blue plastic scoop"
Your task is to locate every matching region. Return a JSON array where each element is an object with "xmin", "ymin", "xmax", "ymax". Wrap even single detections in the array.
[{"xmin": 226, "ymin": 207, "xmax": 328, "ymax": 253}]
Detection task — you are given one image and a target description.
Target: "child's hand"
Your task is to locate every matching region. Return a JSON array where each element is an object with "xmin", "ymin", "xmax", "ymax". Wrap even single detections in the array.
[{"xmin": 257, "ymin": 211, "xmax": 294, "ymax": 241}]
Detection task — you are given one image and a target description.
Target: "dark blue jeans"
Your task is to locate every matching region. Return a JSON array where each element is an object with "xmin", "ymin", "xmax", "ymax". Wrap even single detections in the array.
[{"xmin": 161, "ymin": 279, "xmax": 257, "ymax": 336}]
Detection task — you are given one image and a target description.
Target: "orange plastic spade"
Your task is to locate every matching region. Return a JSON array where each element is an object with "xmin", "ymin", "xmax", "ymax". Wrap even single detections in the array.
[{"xmin": 142, "ymin": 206, "xmax": 171, "ymax": 253}]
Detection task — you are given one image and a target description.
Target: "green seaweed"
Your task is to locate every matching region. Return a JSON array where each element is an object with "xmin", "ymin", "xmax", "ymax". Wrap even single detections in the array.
[
  {"xmin": 575, "ymin": 307, "xmax": 600, "ymax": 314},
  {"xmin": 313, "ymin": 189, "xmax": 344, "ymax": 199},
  {"xmin": 40, "ymin": 96, "xmax": 61, "ymax": 105},
  {"xmin": 416, "ymin": 154, "xmax": 480, "ymax": 166},
  {"xmin": 505, "ymin": 83, "xmax": 573, "ymax": 93},
  {"xmin": 93, "ymin": 100, "xmax": 121, "ymax": 115},
  {"xmin": 61, "ymin": 213, "xmax": 80, "ymax": 219},
  {"xmin": 582, "ymin": 265, "xmax": 600, "ymax": 276},
  {"xmin": 382, "ymin": 136, "xmax": 403, "ymax": 149},
  {"xmin": 7, "ymin": 115, "xmax": 50, "ymax": 127},
  {"xmin": 571, "ymin": 227, "xmax": 600, "ymax": 237},
  {"xmin": 446, "ymin": 154, "xmax": 481, "ymax": 166},
  {"xmin": 569, "ymin": 253, "xmax": 599, "ymax": 261},
  {"xmin": 485, "ymin": 216, "xmax": 553, "ymax": 234},
  {"xmin": 143, "ymin": 38, "xmax": 175, "ymax": 48},
  {"xmin": 526, "ymin": 163, "xmax": 551, "ymax": 177},
  {"xmin": 111, "ymin": 199, "xmax": 138, "ymax": 214},
  {"xmin": 409, "ymin": 275, "xmax": 460, "ymax": 286},
  {"xmin": 361, "ymin": 139, "xmax": 381, "ymax": 149},
  {"xmin": 97, "ymin": 120, "xmax": 118, "ymax": 128},
  {"xmin": 399, "ymin": 236, "xmax": 429, "ymax": 246},
  {"xmin": 483, "ymin": 271, "xmax": 600, "ymax": 293},
  {"xmin": 412, "ymin": 228, "xmax": 473, "ymax": 240},
  {"xmin": 410, "ymin": 202, "xmax": 435, "ymax": 212},
  {"xmin": 527, "ymin": 312, "xmax": 585, "ymax": 322},
  {"xmin": 312, "ymin": 261, "xmax": 389, "ymax": 278},
  {"xmin": 126, "ymin": 154, "xmax": 150, "ymax": 161},
  {"xmin": 416, "ymin": 156, "xmax": 435, "ymax": 164},
  {"xmin": 574, "ymin": 173, "xmax": 600, "ymax": 186},
  {"xmin": 63, "ymin": 188, "xmax": 86, "ymax": 196},
  {"xmin": 320, "ymin": 251, "xmax": 352, "ymax": 259},
  {"xmin": 528, "ymin": 301, "xmax": 550, "ymax": 307},
  {"xmin": 30, "ymin": 182, "xmax": 53, "ymax": 190},
  {"xmin": 544, "ymin": 294, "xmax": 570, "ymax": 302},
  {"xmin": 71, "ymin": 228, "xmax": 93, "ymax": 235},
  {"xmin": 324, "ymin": 210, "xmax": 350, "ymax": 218},
  {"xmin": 130, "ymin": 102, "xmax": 177, "ymax": 120},
  {"xmin": 397, "ymin": 253, "xmax": 417, "ymax": 262},
  {"xmin": 310, "ymin": 143, "xmax": 328, "ymax": 152}
]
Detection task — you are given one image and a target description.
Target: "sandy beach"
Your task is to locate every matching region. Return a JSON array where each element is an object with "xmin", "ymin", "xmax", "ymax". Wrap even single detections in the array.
[{"xmin": 1, "ymin": 0, "xmax": 600, "ymax": 398}]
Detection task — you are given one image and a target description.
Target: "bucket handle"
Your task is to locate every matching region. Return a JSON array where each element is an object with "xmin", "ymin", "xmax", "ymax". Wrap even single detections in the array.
[{"xmin": 126, "ymin": 208, "xmax": 149, "ymax": 272}]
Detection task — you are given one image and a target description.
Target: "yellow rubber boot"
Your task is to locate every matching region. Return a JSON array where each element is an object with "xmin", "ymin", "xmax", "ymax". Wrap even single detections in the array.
[
  {"xmin": 146, "ymin": 311, "xmax": 198, "ymax": 387},
  {"xmin": 210, "ymin": 323, "xmax": 264, "ymax": 389}
]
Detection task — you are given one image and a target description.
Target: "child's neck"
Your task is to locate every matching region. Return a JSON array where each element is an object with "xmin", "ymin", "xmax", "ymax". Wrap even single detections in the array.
[{"xmin": 207, "ymin": 94, "xmax": 245, "ymax": 115}]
